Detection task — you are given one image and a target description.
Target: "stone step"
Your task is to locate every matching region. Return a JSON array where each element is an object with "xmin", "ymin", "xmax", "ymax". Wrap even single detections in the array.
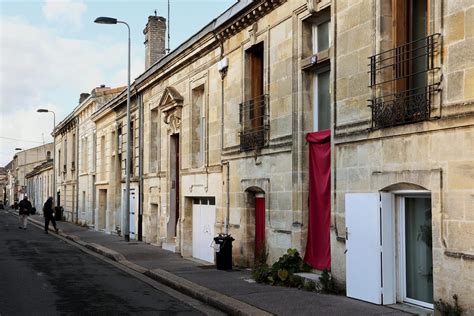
[{"xmin": 162, "ymin": 242, "xmax": 177, "ymax": 253}]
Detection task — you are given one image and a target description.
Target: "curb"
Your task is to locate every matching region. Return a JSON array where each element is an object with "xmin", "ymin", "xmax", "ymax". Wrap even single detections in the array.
[
  {"xmin": 14, "ymin": 211, "xmax": 272, "ymax": 316},
  {"xmin": 144, "ymin": 268, "xmax": 272, "ymax": 316}
]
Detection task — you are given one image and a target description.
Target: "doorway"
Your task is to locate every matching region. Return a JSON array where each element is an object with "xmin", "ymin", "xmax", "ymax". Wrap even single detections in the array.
[
  {"xmin": 98, "ymin": 189, "xmax": 107, "ymax": 230},
  {"xmin": 169, "ymin": 134, "xmax": 180, "ymax": 239},
  {"xmin": 192, "ymin": 197, "xmax": 216, "ymax": 263},
  {"xmin": 399, "ymin": 196, "xmax": 433, "ymax": 308}
]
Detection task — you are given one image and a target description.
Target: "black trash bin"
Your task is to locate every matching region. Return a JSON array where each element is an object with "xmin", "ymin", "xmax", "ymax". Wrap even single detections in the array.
[
  {"xmin": 214, "ymin": 234, "xmax": 234, "ymax": 270},
  {"xmin": 54, "ymin": 206, "xmax": 63, "ymax": 221}
]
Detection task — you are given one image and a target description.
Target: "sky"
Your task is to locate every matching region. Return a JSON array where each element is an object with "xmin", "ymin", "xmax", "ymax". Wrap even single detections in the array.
[{"xmin": 0, "ymin": 0, "xmax": 236, "ymax": 166}]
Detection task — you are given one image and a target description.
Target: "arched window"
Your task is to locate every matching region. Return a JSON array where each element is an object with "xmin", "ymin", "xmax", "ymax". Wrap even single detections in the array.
[{"xmin": 46, "ymin": 151, "xmax": 51, "ymax": 160}]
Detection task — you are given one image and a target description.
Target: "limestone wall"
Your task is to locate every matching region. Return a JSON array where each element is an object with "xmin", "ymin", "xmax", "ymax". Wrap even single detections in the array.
[{"xmin": 332, "ymin": 0, "xmax": 474, "ymax": 310}]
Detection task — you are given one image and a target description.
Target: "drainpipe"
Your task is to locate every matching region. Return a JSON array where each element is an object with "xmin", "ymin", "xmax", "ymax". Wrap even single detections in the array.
[
  {"xmin": 213, "ymin": 30, "xmax": 230, "ymax": 235},
  {"xmin": 222, "ymin": 161, "xmax": 230, "ymax": 235},
  {"xmin": 331, "ymin": 0, "xmax": 340, "ymax": 239},
  {"xmin": 138, "ymin": 91, "xmax": 144, "ymax": 241}
]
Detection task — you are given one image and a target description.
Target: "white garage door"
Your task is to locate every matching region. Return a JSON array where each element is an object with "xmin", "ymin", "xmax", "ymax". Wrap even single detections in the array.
[{"xmin": 192, "ymin": 197, "xmax": 216, "ymax": 263}]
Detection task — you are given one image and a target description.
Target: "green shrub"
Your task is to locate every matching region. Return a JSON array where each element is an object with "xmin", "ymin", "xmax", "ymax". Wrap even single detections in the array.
[
  {"xmin": 252, "ymin": 263, "xmax": 270, "ymax": 283},
  {"xmin": 435, "ymin": 295, "xmax": 463, "ymax": 316},
  {"xmin": 252, "ymin": 248, "xmax": 312, "ymax": 289},
  {"xmin": 319, "ymin": 269, "xmax": 341, "ymax": 294}
]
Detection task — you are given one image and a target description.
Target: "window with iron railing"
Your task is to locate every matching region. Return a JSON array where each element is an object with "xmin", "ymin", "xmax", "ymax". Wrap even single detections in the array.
[
  {"xmin": 239, "ymin": 94, "xmax": 269, "ymax": 152},
  {"xmin": 368, "ymin": 33, "xmax": 441, "ymax": 129}
]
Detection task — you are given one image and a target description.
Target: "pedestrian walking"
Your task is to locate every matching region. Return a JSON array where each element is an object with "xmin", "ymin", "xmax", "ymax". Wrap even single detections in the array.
[
  {"xmin": 43, "ymin": 197, "xmax": 58, "ymax": 234},
  {"xmin": 18, "ymin": 196, "xmax": 32, "ymax": 230}
]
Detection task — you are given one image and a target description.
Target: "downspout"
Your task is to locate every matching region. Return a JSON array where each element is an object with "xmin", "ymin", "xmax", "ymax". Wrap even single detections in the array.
[
  {"xmin": 331, "ymin": 0, "xmax": 340, "ymax": 239},
  {"xmin": 137, "ymin": 90, "xmax": 144, "ymax": 241},
  {"xmin": 213, "ymin": 30, "xmax": 230, "ymax": 235},
  {"xmin": 224, "ymin": 161, "xmax": 230, "ymax": 234}
]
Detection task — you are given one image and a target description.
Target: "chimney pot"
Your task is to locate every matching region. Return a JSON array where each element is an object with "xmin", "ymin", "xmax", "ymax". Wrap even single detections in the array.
[
  {"xmin": 79, "ymin": 93, "xmax": 90, "ymax": 104},
  {"xmin": 144, "ymin": 15, "xmax": 167, "ymax": 70}
]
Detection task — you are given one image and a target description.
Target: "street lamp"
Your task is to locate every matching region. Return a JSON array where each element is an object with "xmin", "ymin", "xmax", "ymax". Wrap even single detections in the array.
[
  {"xmin": 94, "ymin": 16, "xmax": 131, "ymax": 242},
  {"xmin": 37, "ymin": 109, "xmax": 56, "ymax": 207}
]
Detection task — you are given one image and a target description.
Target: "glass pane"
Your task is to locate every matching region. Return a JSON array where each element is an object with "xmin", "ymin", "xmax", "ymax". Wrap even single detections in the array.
[
  {"xmin": 405, "ymin": 197, "xmax": 433, "ymax": 304},
  {"xmin": 317, "ymin": 21, "xmax": 330, "ymax": 52},
  {"xmin": 317, "ymin": 71, "xmax": 330, "ymax": 131}
]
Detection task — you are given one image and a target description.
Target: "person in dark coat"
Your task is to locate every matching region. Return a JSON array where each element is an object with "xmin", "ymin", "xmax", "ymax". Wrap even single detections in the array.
[
  {"xmin": 43, "ymin": 197, "xmax": 58, "ymax": 234},
  {"xmin": 18, "ymin": 196, "xmax": 32, "ymax": 230}
]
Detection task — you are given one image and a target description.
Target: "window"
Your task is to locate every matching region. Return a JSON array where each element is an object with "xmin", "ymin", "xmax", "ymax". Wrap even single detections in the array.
[
  {"xmin": 83, "ymin": 137, "xmax": 88, "ymax": 172},
  {"xmin": 63, "ymin": 139, "xmax": 67, "ymax": 174},
  {"xmin": 100, "ymin": 135, "xmax": 106, "ymax": 181},
  {"xmin": 303, "ymin": 8, "xmax": 331, "ymax": 132},
  {"xmin": 130, "ymin": 121, "xmax": 134, "ymax": 176},
  {"xmin": 191, "ymin": 85, "xmax": 205, "ymax": 167},
  {"xmin": 46, "ymin": 151, "xmax": 51, "ymax": 160},
  {"xmin": 312, "ymin": 20, "xmax": 330, "ymax": 54},
  {"xmin": 240, "ymin": 42, "xmax": 268, "ymax": 151},
  {"xmin": 149, "ymin": 109, "xmax": 158, "ymax": 173},
  {"xmin": 369, "ymin": 0, "xmax": 440, "ymax": 128},
  {"xmin": 71, "ymin": 133, "xmax": 76, "ymax": 171},
  {"xmin": 313, "ymin": 69, "xmax": 330, "ymax": 131}
]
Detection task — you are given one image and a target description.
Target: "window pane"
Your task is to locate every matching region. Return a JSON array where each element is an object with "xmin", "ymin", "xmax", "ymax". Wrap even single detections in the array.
[
  {"xmin": 318, "ymin": 71, "xmax": 330, "ymax": 131},
  {"xmin": 317, "ymin": 21, "xmax": 330, "ymax": 52}
]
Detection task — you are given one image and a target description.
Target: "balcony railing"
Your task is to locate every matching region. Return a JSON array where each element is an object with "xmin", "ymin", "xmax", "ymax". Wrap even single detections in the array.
[
  {"xmin": 239, "ymin": 94, "xmax": 269, "ymax": 152},
  {"xmin": 368, "ymin": 33, "xmax": 441, "ymax": 129}
]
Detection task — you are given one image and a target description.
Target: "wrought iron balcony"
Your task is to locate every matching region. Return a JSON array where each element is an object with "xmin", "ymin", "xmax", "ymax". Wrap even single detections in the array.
[
  {"xmin": 368, "ymin": 33, "xmax": 441, "ymax": 129},
  {"xmin": 239, "ymin": 94, "xmax": 269, "ymax": 152}
]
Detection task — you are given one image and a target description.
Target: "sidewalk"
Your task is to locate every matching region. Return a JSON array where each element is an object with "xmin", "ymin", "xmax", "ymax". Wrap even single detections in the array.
[{"xmin": 22, "ymin": 212, "xmax": 409, "ymax": 316}]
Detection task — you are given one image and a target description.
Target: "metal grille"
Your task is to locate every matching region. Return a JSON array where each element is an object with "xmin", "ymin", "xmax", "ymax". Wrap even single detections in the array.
[
  {"xmin": 239, "ymin": 94, "xmax": 269, "ymax": 152},
  {"xmin": 368, "ymin": 33, "xmax": 441, "ymax": 129}
]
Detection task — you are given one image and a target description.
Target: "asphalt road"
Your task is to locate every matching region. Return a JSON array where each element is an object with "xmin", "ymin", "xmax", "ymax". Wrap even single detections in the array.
[{"xmin": 0, "ymin": 210, "xmax": 217, "ymax": 316}]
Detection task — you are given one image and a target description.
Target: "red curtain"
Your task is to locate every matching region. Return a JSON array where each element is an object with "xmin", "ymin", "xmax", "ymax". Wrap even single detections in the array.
[
  {"xmin": 304, "ymin": 130, "xmax": 331, "ymax": 270},
  {"xmin": 255, "ymin": 196, "xmax": 265, "ymax": 253}
]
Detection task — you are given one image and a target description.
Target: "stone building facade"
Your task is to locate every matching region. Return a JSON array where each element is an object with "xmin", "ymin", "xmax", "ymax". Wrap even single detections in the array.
[
  {"xmin": 25, "ymin": 160, "xmax": 53, "ymax": 213},
  {"xmin": 7, "ymin": 143, "xmax": 53, "ymax": 205},
  {"xmin": 54, "ymin": 87, "xmax": 123, "ymax": 222},
  {"xmin": 47, "ymin": 0, "xmax": 473, "ymax": 312},
  {"xmin": 124, "ymin": 0, "xmax": 331, "ymax": 266},
  {"xmin": 332, "ymin": 0, "xmax": 474, "ymax": 311},
  {"xmin": 77, "ymin": 86, "xmax": 124, "ymax": 226}
]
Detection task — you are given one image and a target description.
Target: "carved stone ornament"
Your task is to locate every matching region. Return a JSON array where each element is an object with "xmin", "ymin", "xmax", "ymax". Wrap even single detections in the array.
[
  {"xmin": 164, "ymin": 110, "xmax": 181, "ymax": 134},
  {"xmin": 158, "ymin": 86, "xmax": 183, "ymax": 135},
  {"xmin": 307, "ymin": 0, "xmax": 317, "ymax": 14}
]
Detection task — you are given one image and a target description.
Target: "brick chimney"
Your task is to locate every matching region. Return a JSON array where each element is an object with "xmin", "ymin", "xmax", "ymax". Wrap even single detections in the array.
[
  {"xmin": 143, "ymin": 15, "xmax": 166, "ymax": 70},
  {"xmin": 79, "ymin": 93, "xmax": 90, "ymax": 104}
]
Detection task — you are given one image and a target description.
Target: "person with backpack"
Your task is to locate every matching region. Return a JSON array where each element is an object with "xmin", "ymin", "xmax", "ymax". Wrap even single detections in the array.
[
  {"xmin": 43, "ymin": 197, "xmax": 58, "ymax": 234},
  {"xmin": 18, "ymin": 196, "xmax": 32, "ymax": 230}
]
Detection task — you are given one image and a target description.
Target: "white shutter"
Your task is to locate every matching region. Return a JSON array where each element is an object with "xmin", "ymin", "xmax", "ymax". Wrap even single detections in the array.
[
  {"xmin": 345, "ymin": 193, "xmax": 382, "ymax": 304},
  {"xmin": 345, "ymin": 192, "xmax": 396, "ymax": 305}
]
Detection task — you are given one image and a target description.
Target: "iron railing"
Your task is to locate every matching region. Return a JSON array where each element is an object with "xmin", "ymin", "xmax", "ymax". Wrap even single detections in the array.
[
  {"xmin": 368, "ymin": 33, "xmax": 441, "ymax": 129},
  {"xmin": 239, "ymin": 94, "xmax": 269, "ymax": 152}
]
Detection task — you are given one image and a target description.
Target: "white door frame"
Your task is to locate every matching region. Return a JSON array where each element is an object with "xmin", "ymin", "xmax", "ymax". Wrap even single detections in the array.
[{"xmin": 398, "ymin": 194, "xmax": 433, "ymax": 309}]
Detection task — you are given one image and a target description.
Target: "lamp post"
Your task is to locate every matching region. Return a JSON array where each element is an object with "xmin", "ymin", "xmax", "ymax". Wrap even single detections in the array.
[
  {"xmin": 37, "ymin": 109, "xmax": 56, "ymax": 206},
  {"xmin": 94, "ymin": 16, "xmax": 131, "ymax": 242}
]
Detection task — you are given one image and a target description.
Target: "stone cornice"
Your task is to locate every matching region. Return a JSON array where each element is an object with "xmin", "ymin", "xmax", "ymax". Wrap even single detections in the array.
[{"xmin": 215, "ymin": 0, "xmax": 287, "ymax": 40}]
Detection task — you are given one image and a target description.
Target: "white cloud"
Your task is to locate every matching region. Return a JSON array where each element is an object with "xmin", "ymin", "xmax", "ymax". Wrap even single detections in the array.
[
  {"xmin": 42, "ymin": 0, "xmax": 87, "ymax": 29},
  {"xmin": 0, "ymin": 16, "xmax": 142, "ymax": 166}
]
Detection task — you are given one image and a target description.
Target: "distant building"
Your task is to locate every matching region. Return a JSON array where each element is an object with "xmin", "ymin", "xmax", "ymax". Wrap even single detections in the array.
[
  {"xmin": 53, "ymin": 86, "xmax": 124, "ymax": 222},
  {"xmin": 6, "ymin": 143, "xmax": 53, "ymax": 205},
  {"xmin": 25, "ymin": 160, "xmax": 53, "ymax": 212},
  {"xmin": 0, "ymin": 166, "xmax": 8, "ymax": 205}
]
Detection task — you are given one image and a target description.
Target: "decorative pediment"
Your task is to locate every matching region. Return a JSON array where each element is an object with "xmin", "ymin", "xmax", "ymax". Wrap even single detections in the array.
[
  {"xmin": 159, "ymin": 87, "xmax": 183, "ymax": 135},
  {"xmin": 159, "ymin": 87, "xmax": 183, "ymax": 109}
]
